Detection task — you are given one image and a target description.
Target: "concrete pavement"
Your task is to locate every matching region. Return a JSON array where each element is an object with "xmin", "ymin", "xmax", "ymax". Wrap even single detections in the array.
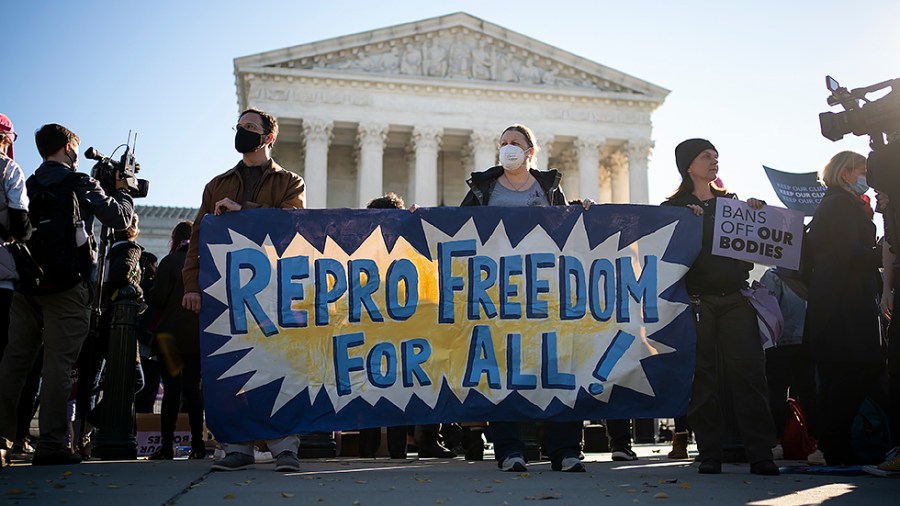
[{"xmin": 1, "ymin": 445, "xmax": 896, "ymax": 505}]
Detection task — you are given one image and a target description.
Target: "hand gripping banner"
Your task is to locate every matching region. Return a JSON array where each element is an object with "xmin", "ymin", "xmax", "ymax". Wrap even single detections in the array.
[{"xmin": 198, "ymin": 205, "xmax": 701, "ymax": 443}]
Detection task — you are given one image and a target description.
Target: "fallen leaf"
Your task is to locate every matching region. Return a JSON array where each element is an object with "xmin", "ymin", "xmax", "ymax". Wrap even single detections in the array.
[
  {"xmin": 63, "ymin": 471, "xmax": 73, "ymax": 477},
  {"xmin": 436, "ymin": 500, "xmax": 445, "ymax": 504},
  {"xmin": 654, "ymin": 492, "xmax": 669, "ymax": 499},
  {"xmin": 679, "ymin": 483, "xmax": 691, "ymax": 490},
  {"xmin": 658, "ymin": 479, "xmax": 677, "ymax": 484},
  {"xmin": 493, "ymin": 479, "xmax": 504, "ymax": 483},
  {"xmin": 7, "ymin": 489, "xmax": 25, "ymax": 495},
  {"xmin": 356, "ymin": 480, "xmax": 368, "ymax": 484},
  {"xmin": 281, "ymin": 492, "xmax": 295, "ymax": 498},
  {"xmin": 53, "ymin": 483, "xmax": 66, "ymax": 489},
  {"xmin": 627, "ymin": 489, "xmax": 637, "ymax": 493},
  {"xmin": 525, "ymin": 493, "xmax": 561, "ymax": 500},
  {"xmin": 224, "ymin": 493, "xmax": 236, "ymax": 499},
  {"xmin": 415, "ymin": 478, "xmax": 431, "ymax": 483}
]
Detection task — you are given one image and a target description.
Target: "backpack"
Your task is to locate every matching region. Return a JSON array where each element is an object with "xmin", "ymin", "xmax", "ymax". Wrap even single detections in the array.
[
  {"xmin": 851, "ymin": 397, "xmax": 893, "ymax": 464},
  {"xmin": 20, "ymin": 172, "xmax": 92, "ymax": 294},
  {"xmin": 782, "ymin": 397, "xmax": 817, "ymax": 459}
]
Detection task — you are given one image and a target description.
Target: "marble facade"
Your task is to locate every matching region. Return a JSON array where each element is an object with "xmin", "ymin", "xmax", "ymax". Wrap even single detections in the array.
[{"xmin": 233, "ymin": 12, "xmax": 668, "ymax": 208}]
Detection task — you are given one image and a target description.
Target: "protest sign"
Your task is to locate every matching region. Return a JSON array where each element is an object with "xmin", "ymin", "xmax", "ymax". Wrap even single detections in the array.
[
  {"xmin": 712, "ymin": 198, "xmax": 805, "ymax": 269},
  {"xmin": 763, "ymin": 165, "xmax": 826, "ymax": 216},
  {"xmin": 199, "ymin": 205, "xmax": 701, "ymax": 443}
]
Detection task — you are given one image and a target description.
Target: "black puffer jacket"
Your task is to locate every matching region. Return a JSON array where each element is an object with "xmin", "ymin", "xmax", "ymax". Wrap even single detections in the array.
[
  {"xmin": 461, "ymin": 166, "xmax": 567, "ymax": 206},
  {"xmin": 662, "ymin": 188, "xmax": 753, "ymax": 295}
]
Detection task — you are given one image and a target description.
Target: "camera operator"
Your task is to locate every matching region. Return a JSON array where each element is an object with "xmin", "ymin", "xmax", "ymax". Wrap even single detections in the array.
[
  {"xmin": 182, "ymin": 107, "xmax": 305, "ymax": 472},
  {"xmin": 0, "ymin": 123, "xmax": 133, "ymax": 465}
]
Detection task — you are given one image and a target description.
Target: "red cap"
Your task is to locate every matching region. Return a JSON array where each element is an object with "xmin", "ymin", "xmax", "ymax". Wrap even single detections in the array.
[{"xmin": 0, "ymin": 113, "xmax": 14, "ymax": 159}]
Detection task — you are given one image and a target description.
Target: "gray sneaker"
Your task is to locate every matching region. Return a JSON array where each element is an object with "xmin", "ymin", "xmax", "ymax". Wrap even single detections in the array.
[
  {"xmin": 211, "ymin": 452, "xmax": 255, "ymax": 471},
  {"xmin": 274, "ymin": 451, "xmax": 300, "ymax": 472},
  {"xmin": 500, "ymin": 454, "xmax": 527, "ymax": 472},
  {"xmin": 553, "ymin": 456, "xmax": 586, "ymax": 472}
]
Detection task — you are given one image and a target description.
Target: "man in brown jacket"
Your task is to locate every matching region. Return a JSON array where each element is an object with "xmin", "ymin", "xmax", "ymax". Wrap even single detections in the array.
[{"xmin": 182, "ymin": 107, "xmax": 305, "ymax": 472}]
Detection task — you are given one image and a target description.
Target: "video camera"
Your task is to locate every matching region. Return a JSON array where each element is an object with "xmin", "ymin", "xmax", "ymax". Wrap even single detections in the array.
[
  {"xmin": 819, "ymin": 75, "xmax": 900, "ymax": 145},
  {"xmin": 85, "ymin": 132, "xmax": 149, "ymax": 198},
  {"xmin": 820, "ymin": 76, "xmax": 900, "ymax": 196}
]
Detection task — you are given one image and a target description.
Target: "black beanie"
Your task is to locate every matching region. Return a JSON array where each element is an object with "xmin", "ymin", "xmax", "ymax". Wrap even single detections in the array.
[{"xmin": 675, "ymin": 138, "xmax": 717, "ymax": 174}]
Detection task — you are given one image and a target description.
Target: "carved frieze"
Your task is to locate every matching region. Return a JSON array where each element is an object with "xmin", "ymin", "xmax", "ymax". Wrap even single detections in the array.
[{"xmin": 267, "ymin": 30, "xmax": 636, "ymax": 93}]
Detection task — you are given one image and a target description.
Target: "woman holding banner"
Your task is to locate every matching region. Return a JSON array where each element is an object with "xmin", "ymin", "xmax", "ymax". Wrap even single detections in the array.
[
  {"xmin": 662, "ymin": 138, "xmax": 779, "ymax": 476},
  {"xmin": 806, "ymin": 151, "xmax": 883, "ymax": 466},
  {"xmin": 459, "ymin": 124, "xmax": 584, "ymax": 473}
]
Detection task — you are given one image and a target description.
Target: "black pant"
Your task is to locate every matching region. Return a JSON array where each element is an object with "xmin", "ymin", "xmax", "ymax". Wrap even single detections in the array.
[
  {"xmin": 606, "ymin": 419, "xmax": 632, "ymax": 450},
  {"xmin": 358, "ymin": 426, "xmax": 408, "ymax": 457},
  {"xmin": 159, "ymin": 351, "xmax": 204, "ymax": 446},
  {"xmin": 688, "ymin": 292, "xmax": 776, "ymax": 464},
  {"xmin": 815, "ymin": 361, "xmax": 883, "ymax": 465},
  {"xmin": 887, "ymin": 315, "xmax": 900, "ymax": 445}
]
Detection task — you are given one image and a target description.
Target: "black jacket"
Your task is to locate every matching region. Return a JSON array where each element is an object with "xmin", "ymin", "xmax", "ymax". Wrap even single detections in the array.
[
  {"xmin": 662, "ymin": 189, "xmax": 753, "ymax": 295},
  {"xmin": 149, "ymin": 247, "xmax": 199, "ymax": 354},
  {"xmin": 461, "ymin": 166, "xmax": 567, "ymax": 206},
  {"xmin": 31, "ymin": 160, "xmax": 134, "ymax": 246},
  {"xmin": 806, "ymin": 187, "xmax": 883, "ymax": 364}
]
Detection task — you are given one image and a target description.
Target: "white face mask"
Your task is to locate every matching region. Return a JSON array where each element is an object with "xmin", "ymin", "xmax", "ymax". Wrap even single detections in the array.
[{"xmin": 499, "ymin": 145, "xmax": 527, "ymax": 171}]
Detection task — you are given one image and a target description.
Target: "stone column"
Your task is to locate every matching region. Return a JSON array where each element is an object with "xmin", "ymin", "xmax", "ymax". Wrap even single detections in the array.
[
  {"xmin": 574, "ymin": 137, "xmax": 603, "ymax": 202},
  {"xmin": 626, "ymin": 140, "xmax": 654, "ymax": 204},
  {"xmin": 470, "ymin": 130, "xmax": 498, "ymax": 172},
  {"xmin": 559, "ymin": 147, "xmax": 579, "ymax": 200},
  {"xmin": 599, "ymin": 165, "xmax": 612, "ymax": 204},
  {"xmin": 301, "ymin": 118, "xmax": 333, "ymax": 209},
  {"xmin": 356, "ymin": 122, "xmax": 389, "ymax": 207},
  {"xmin": 609, "ymin": 150, "xmax": 630, "ymax": 204},
  {"xmin": 410, "ymin": 126, "xmax": 443, "ymax": 207},
  {"xmin": 534, "ymin": 132, "xmax": 554, "ymax": 170}
]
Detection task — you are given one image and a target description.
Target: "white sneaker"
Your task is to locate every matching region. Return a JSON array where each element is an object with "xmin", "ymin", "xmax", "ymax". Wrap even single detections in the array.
[
  {"xmin": 807, "ymin": 449, "xmax": 826, "ymax": 466},
  {"xmin": 771, "ymin": 444, "xmax": 784, "ymax": 460},
  {"xmin": 500, "ymin": 455, "xmax": 527, "ymax": 472},
  {"xmin": 255, "ymin": 449, "xmax": 274, "ymax": 463}
]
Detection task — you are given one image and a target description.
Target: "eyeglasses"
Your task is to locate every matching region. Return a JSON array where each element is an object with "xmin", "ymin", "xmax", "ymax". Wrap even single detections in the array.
[
  {"xmin": 233, "ymin": 123, "xmax": 265, "ymax": 134},
  {"xmin": 0, "ymin": 132, "xmax": 17, "ymax": 142}
]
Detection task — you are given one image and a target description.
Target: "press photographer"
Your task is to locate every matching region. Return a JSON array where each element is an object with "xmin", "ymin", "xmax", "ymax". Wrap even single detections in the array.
[
  {"xmin": 819, "ymin": 75, "xmax": 900, "ymax": 472},
  {"xmin": 0, "ymin": 123, "xmax": 134, "ymax": 465}
]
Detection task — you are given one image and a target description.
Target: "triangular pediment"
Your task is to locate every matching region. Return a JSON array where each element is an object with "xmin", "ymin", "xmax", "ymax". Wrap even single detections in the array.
[{"xmin": 234, "ymin": 12, "xmax": 668, "ymax": 100}]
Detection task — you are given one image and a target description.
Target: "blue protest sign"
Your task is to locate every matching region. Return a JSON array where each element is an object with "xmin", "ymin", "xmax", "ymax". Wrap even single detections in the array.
[{"xmin": 763, "ymin": 165, "xmax": 826, "ymax": 216}]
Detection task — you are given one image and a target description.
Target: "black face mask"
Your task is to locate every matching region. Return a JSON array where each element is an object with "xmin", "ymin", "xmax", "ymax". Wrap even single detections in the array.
[{"xmin": 234, "ymin": 127, "xmax": 265, "ymax": 153}]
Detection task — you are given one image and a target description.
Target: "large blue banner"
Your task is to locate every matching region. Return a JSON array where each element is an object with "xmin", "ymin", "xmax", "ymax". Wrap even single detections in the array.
[{"xmin": 198, "ymin": 205, "xmax": 701, "ymax": 443}]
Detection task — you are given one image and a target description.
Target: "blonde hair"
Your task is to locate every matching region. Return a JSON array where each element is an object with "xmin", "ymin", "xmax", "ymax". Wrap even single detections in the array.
[{"xmin": 820, "ymin": 150, "xmax": 866, "ymax": 188}]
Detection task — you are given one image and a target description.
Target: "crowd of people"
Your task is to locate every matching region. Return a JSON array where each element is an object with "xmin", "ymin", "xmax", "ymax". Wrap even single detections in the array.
[{"xmin": 0, "ymin": 109, "xmax": 897, "ymax": 479}]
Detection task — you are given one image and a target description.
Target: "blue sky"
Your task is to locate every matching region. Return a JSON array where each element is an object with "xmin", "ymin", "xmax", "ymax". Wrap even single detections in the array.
[{"xmin": 4, "ymin": 0, "xmax": 898, "ymax": 208}]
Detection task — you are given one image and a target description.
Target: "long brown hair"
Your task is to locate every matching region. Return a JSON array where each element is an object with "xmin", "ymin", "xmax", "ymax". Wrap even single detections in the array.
[{"xmin": 170, "ymin": 221, "xmax": 193, "ymax": 255}]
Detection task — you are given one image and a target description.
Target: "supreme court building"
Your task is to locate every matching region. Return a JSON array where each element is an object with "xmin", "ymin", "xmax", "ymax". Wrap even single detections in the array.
[{"xmin": 234, "ymin": 12, "xmax": 669, "ymax": 208}]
